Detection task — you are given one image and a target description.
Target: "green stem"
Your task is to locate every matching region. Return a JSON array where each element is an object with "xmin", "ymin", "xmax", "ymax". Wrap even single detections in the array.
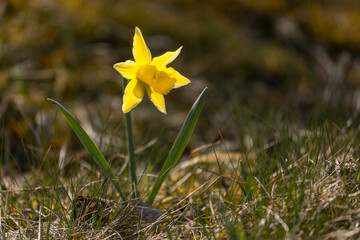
[{"xmin": 122, "ymin": 78, "xmax": 138, "ymax": 198}]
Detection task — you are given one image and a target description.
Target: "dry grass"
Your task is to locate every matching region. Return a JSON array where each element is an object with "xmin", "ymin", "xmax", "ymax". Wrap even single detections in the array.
[
  {"xmin": 1, "ymin": 1, "xmax": 360, "ymax": 238},
  {"xmin": 1, "ymin": 114, "xmax": 359, "ymax": 239}
]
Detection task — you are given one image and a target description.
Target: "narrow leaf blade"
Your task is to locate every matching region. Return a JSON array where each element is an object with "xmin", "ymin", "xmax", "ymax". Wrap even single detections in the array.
[
  {"xmin": 47, "ymin": 98, "xmax": 126, "ymax": 200},
  {"xmin": 148, "ymin": 88, "xmax": 208, "ymax": 204}
]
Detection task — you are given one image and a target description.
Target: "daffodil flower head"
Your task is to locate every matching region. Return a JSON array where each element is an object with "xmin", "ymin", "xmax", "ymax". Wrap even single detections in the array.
[{"xmin": 114, "ymin": 27, "xmax": 191, "ymax": 114}]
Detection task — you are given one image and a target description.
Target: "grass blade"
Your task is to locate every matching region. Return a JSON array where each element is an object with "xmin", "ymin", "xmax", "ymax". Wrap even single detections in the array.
[
  {"xmin": 147, "ymin": 87, "xmax": 208, "ymax": 204},
  {"xmin": 47, "ymin": 98, "xmax": 126, "ymax": 200}
]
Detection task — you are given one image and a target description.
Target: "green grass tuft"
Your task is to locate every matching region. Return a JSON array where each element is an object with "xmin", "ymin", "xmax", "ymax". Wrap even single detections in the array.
[{"xmin": 1, "ymin": 104, "xmax": 359, "ymax": 239}]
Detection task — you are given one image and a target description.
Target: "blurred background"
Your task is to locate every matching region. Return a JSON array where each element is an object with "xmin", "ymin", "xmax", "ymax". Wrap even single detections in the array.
[{"xmin": 1, "ymin": 0, "xmax": 360, "ymax": 173}]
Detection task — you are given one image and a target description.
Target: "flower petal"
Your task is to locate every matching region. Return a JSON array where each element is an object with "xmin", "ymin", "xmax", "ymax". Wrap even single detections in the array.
[
  {"xmin": 152, "ymin": 70, "xmax": 176, "ymax": 95},
  {"xmin": 145, "ymin": 86, "xmax": 166, "ymax": 114},
  {"xmin": 165, "ymin": 68, "xmax": 191, "ymax": 88},
  {"xmin": 122, "ymin": 79, "xmax": 145, "ymax": 113},
  {"xmin": 151, "ymin": 47, "xmax": 182, "ymax": 68},
  {"xmin": 113, "ymin": 60, "xmax": 138, "ymax": 80},
  {"xmin": 133, "ymin": 27, "xmax": 152, "ymax": 64}
]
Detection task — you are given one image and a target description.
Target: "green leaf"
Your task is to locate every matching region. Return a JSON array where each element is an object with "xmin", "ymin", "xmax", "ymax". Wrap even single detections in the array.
[
  {"xmin": 47, "ymin": 98, "xmax": 126, "ymax": 200},
  {"xmin": 147, "ymin": 88, "xmax": 208, "ymax": 204}
]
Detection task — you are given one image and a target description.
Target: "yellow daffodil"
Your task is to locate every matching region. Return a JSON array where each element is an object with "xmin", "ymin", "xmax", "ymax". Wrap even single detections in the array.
[{"xmin": 114, "ymin": 27, "xmax": 191, "ymax": 114}]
